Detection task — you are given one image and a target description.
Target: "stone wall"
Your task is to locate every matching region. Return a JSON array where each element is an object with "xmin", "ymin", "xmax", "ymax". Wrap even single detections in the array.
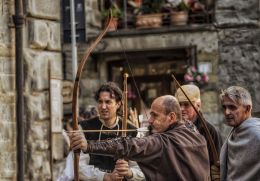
[
  {"xmin": 0, "ymin": 0, "xmax": 62, "ymax": 180},
  {"xmin": 0, "ymin": 0, "xmax": 16, "ymax": 180},
  {"xmin": 216, "ymin": 0, "xmax": 260, "ymax": 117},
  {"xmin": 24, "ymin": 0, "xmax": 63, "ymax": 180}
]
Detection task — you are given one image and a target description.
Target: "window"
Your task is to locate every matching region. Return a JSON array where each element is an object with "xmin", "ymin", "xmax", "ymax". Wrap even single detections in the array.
[{"xmin": 62, "ymin": 0, "xmax": 86, "ymax": 43}]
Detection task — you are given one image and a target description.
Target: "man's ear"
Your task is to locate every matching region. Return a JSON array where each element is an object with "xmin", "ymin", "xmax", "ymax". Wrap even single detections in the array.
[
  {"xmin": 116, "ymin": 101, "xmax": 122, "ymax": 109},
  {"xmin": 245, "ymin": 105, "xmax": 251, "ymax": 113},
  {"xmin": 169, "ymin": 112, "xmax": 177, "ymax": 122},
  {"xmin": 196, "ymin": 101, "xmax": 201, "ymax": 110}
]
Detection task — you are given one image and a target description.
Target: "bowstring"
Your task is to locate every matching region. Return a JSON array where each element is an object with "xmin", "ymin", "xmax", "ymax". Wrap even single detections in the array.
[
  {"xmin": 106, "ymin": 5, "xmax": 150, "ymax": 124},
  {"xmin": 118, "ymin": 37, "xmax": 150, "ymax": 121}
]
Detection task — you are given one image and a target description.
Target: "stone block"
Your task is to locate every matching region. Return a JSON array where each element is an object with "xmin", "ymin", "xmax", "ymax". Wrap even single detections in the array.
[
  {"xmin": 0, "ymin": 0, "xmax": 12, "ymax": 47},
  {"xmin": 0, "ymin": 95, "xmax": 15, "ymax": 104},
  {"xmin": 49, "ymin": 53, "xmax": 63, "ymax": 79},
  {"xmin": 24, "ymin": 49, "xmax": 49, "ymax": 91},
  {"xmin": 27, "ymin": 0, "xmax": 60, "ymax": 20},
  {"xmin": 52, "ymin": 133, "xmax": 64, "ymax": 160},
  {"xmin": 0, "ymin": 122, "xmax": 16, "ymax": 151},
  {"xmin": 28, "ymin": 19, "xmax": 61, "ymax": 51},
  {"xmin": 29, "ymin": 20, "xmax": 49, "ymax": 49},
  {"xmin": 0, "ymin": 75, "xmax": 15, "ymax": 93},
  {"xmin": 47, "ymin": 21, "xmax": 61, "ymax": 51},
  {"xmin": 25, "ymin": 92, "xmax": 49, "ymax": 121},
  {"xmin": 24, "ymin": 49, "xmax": 62, "ymax": 91},
  {"xmin": 28, "ymin": 151, "xmax": 51, "ymax": 180},
  {"xmin": 28, "ymin": 121, "xmax": 50, "ymax": 149},
  {"xmin": 0, "ymin": 57, "xmax": 14, "ymax": 74},
  {"xmin": 0, "ymin": 151, "xmax": 16, "ymax": 179},
  {"xmin": 0, "ymin": 47, "xmax": 12, "ymax": 57},
  {"xmin": 0, "ymin": 103, "xmax": 15, "ymax": 123}
]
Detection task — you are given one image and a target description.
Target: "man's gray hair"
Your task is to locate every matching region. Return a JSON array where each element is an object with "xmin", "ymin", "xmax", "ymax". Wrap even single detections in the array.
[
  {"xmin": 219, "ymin": 86, "xmax": 252, "ymax": 107},
  {"xmin": 162, "ymin": 95, "xmax": 182, "ymax": 121}
]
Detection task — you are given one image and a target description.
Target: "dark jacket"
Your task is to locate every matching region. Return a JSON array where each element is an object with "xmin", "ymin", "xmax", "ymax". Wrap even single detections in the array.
[
  {"xmin": 86, "ymin": 121, "xmax": 210, "ymax": 181},
  {"xmin": 80, "ymin": 116, "xmax": 137, "ymax": 172},
  {"xmin": 194, "ymin": 117, "xmax": 223, "ymax": 166}
]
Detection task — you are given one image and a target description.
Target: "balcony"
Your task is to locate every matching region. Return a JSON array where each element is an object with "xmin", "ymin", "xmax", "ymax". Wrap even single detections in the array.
[
  {"xmin": 101, "ymin": 0, "xmax": 215, "ymax": 32},
  {"xmin": 62, "ymin": 0, "xmax": 216, "ymax": 43}
]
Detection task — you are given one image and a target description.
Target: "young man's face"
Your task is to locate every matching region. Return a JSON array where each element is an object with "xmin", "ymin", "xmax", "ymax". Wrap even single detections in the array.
[
  {"xmin": 97, "ymin": 91, "xmax": 120, "ymax": 123},
  {"xmin": 148, "ymin": 99, "xmax": 174, "ymax": 133},
  {"xmin": 221, "ymin": 96, "xmax": 249, "ymax": 127},
  {"xmin": 179, "ymin": 101, "xmax": 200, "ymax": 122}
]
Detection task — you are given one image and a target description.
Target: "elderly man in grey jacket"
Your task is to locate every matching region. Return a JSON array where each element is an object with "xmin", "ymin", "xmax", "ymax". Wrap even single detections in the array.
[{"xmin": 219, "ymin": 86, "xmax": 260, "ymax": 181}]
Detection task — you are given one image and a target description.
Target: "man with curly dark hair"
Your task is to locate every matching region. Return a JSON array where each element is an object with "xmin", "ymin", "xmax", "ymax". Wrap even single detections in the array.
[{"xmin": 79, "ymin": 82, "xmax": 144, "ymax": 181}]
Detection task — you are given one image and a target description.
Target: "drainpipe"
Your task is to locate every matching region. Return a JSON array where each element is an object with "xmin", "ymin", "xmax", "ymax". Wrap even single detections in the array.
[
  {"xmin": 13, "ymin": 0, "xmax": 24, "ymax": 180},
  {"xmin": 70, "ymin": 0, "xmax": 78, "ymax": 80}
]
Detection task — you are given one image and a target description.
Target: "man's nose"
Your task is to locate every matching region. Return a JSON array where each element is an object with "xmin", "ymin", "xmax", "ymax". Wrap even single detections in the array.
[
  {"xmin": 100, "ymin": 103, "xmax": 107, "ymax": 109},
  {"xmin": 224, "ymin": 108, "xmax": 230, "ymax": 115},
  {"xmin": 180, "ymin": 106, "xmax": 185, "ymax": 111},
  {"xmin": 148, "ymin": 117, "xmax": 153, "ymax": 124}
]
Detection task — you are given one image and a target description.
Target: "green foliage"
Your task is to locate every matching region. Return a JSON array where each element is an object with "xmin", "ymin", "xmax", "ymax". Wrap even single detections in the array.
[
  {"xmin": 176, "ymin": 0, "xmax": 190, "ymax": 11},
  {"xmin": 138, "ymin": 0, "xmax": 165, "ymax": 14},
  {"xmin": 101, "ymin": 7, "xmax": 122, "ymax": 18},
  {"xmin": 164, "ymin": 0, "xmax": 190, "ymax": 12}
]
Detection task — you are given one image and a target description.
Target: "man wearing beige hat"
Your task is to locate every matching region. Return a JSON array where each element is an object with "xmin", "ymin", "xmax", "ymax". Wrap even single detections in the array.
[{"xmin": 175, "ymin": 84, "xmax": 223, "ymax": 176}]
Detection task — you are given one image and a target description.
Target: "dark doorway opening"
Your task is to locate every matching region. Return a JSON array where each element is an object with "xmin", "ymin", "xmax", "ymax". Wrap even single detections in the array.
[{"xmin": 95, "ymin": 46, "xmax": 197, "ymax": 114}]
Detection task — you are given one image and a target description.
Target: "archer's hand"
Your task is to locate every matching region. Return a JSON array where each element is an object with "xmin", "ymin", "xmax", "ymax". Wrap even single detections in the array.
[
  {"xmin": 129, "ymin": 107, "xmax": 139, "ymax": 128},
  {"xmin": 68, "ymin": 131, "xmax": 88, "ymax": 152},
  {"xmin": 104, "ymin": 170, "xmax": 124, "ymax": 181},
  {"xmin": 115, "ymin": 159, "xmax": 133, "ymax": 179}
]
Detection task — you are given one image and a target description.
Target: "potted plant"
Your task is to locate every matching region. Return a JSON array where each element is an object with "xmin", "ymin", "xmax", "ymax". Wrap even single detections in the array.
[
  {"xmin": 135, "ymin": 0, "xmax": 165, "ymax": 28},
  {"xmin": 164, "ymin": 0, "xmax": 190, "ymax": 25},
  {"xmin": 101, "ymin": 5, "xmax": 122, "ymax": 31}
]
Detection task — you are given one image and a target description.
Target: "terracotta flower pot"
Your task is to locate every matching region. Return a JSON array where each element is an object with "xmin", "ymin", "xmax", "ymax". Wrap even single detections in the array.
[
  {"xmin": 170, "ymin": 11, "xmax": 188, "ymax": 25},
  {"xmin": 136, "ymin": 13, "xmax": 163, "ymax": 29},
  {"xmin": 107, "ymin": 18, "xmax": 118, "ymax": 31}
]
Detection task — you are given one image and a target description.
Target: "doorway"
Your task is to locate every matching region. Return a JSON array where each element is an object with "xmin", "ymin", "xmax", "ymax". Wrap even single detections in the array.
[{"xmin": 104, "ymin": 46, "xmax": 197, "ymax": 114}]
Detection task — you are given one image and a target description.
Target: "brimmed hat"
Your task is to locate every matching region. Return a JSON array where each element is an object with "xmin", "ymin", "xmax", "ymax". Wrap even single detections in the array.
[{"xmin": 175, "ymin": 84, "xmax": 200, "ymax": 102}]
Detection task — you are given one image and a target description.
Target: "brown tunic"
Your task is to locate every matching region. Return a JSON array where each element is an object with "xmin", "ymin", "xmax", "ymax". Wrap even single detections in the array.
[{"xmin": 87, "ymin": 122, "xmax": 210, "ymax": 181}]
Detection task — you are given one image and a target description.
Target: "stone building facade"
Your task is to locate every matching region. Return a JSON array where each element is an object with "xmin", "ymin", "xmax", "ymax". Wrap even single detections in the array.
[
  {"xmin": 0, "ymin": 0, "xmax": 260, "ymax": 180},
  {"xmin": 63, "ymin": 0, "xmax": 260, "ymax": 135},
  {"xmin": 0, "ymin": 0, "xmax": 63, "ymax": 180}
]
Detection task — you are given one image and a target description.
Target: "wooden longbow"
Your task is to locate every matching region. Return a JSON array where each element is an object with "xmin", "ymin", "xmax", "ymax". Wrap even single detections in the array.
[
  {"xmin": 71, "ymin": 13, "xmax": 113, "ymax": 181},
  {"xmin": 171, "ymin": 74, "xmax": 219, "ymax": 164}
]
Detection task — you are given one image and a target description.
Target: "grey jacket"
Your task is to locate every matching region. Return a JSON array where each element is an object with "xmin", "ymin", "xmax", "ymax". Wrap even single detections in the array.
[{"xmin": 220, "ymin": 117, "xmax": 260, "ymax": 181}]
